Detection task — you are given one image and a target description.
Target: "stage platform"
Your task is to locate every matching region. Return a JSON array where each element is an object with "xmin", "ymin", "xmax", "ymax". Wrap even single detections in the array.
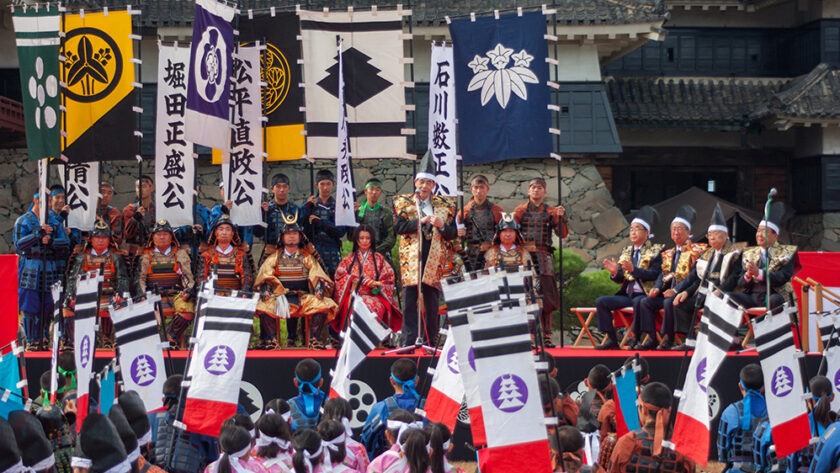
[{"xmin": 24, "ymin": 348, "xmax": 822, "ymax": 461}]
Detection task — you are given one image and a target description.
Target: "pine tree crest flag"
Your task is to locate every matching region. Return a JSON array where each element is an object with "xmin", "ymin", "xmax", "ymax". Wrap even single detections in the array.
[
  {"xmin": 61, "ymin": 9, "xmax": 137, "ymax": 163},
  {"xmin": 329, "ymin": 296, "xmax": 390, "ymax": 399},
  {"xmin": 753, "ymin": 304, "xmax": 811, "ymax": 457},
  {"xmin": 185, "ymin": 0, "xmax": 235, "ymax": 151},
  {"xmin": 12, "ymin": 4, "xmax": 61, "ymax": 161},
  {"xmin": 449, "ymin": 11, "xmax": 552, "ymax": 165},
  {"xmin": 421, "ymin": 331, "xmax": 465, "ymax": 432},
  {"xmin": 73, "ymin": 270, "xmax": 103, "ymax": 432}
]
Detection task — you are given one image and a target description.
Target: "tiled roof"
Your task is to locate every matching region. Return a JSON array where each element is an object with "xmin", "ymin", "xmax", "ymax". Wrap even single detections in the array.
[
  {"xmin": 62, "ymin": 0, "xmax": 668, "ymax": 27},
  {"xmin": 759, "ymin": 63, "xmax": 840, "ymax": 122}
]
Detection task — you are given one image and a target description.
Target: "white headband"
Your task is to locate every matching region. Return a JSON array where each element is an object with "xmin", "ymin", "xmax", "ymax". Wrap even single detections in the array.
[
  {"xmin": 23, "ymin": 456, "xmax": 55, "ymax": 473},
  {"xmin": 2, "ymin": 459, "xmax": 23, "ymax": 473},
  {"xmin": 255, "ymin": 434, "xmax": 291, "ymax": 451},
  {"xmin": 415, "ymin": 172, "xmax": 436, "ymax": 182},
  {"xmin": 126, "ymin": 445, "xmax": 141, "ymax": 463},
  {"xmin": 324, "ymin": 433, "xmax": 346, "ymax": 452},
  {"xmin": 387, "ymin": 420, "xmax": 424, "ymax": 450},
  {"xmin": 303, "ymin": 442, "xmax": 326, "ymax": 473},
  {"xmin": 631, "ymin": 217, "xmax": 651, "ymax": 233},
  {"xmin": 101, "ymin": 458, "xmax": 131, "ymax": 473},
  {"xmin": 341, "ymin": 417, "xmax": 353, "ymax": 437},
  {"xmin": 137, "ymin": 429, "xmax": 152, "ymax": 446},
  {"xmin": 671, "ymin": 217, "xmax": 691, "ymax": 231},
  {"xmin": 281, "ymin": 412, "xmax": 291, "ymax": 422},
  {"xmin": 759, "ymin": 220, "xmax": 780, "ymax": 234},
  {"xmin": 229, "ymin": 444, "xmax": 251, "ymax": 459},
  {"xmin": 70, "ymin": 457, "xmax": 92, "ymax": 469},
  {"xmin": 708, "ymin": 224, "xmax": 728, "ymax": 234}
]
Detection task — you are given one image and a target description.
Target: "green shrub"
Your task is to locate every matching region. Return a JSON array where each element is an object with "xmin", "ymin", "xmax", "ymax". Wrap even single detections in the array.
[{"xmin": 550, "ymin": 249, "xmax": 620, "ymax": 338}]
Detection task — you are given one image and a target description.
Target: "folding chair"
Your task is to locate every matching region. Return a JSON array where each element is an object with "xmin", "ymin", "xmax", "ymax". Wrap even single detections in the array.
[
  {"xmin": 741, "ymin": 307, "xmax": 768, "ymax": 347},
  {"xmin": 614, "ymin": 307, "xmax": 634, "ymax": 348},
  {"xmin": 572, "ymin": 307, "xmax": 599, "ymax": 348}
]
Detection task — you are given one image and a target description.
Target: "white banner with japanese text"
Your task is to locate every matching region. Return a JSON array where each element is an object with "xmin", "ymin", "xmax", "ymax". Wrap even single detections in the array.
[
  {"xmin": 428, "ymin": 43, "xmax": 457, "ymax": 196},
  {"xmin": 60, "ymin": 161, "xmax": 99, "ymax": 231}
]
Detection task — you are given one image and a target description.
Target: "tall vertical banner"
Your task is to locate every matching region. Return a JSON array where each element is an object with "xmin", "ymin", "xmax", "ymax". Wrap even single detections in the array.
[
  {"xmin": 335, "ymin": 39, "xmax": 357, "ymax": 227},
  {"xmin": 38, "ymin": 158, "xmax": 48, "ymax": 223},
  {"xmin": 428, "ymin": 43, "xmax": 457, "ymax": 196},
  {"xmin": 238, "ymin": 12, "xmax": 305, "ymax": 161},
  {"xmin": 299, "ymin": 9, "xmax": 410, "ymax": 159},
  {"xmin": 753, "ymin": 306, "xmax": 811, "ymax": 457},
  {"xmin": 449, "ymin": 12, "xmax": 552, "ymax": 165},
  {"xmin": 12, "ymin": 4, "xmax": 61, "ymax": 161},
  {"xmin": 59, "ymin": 162, "xmax": 100, "ymax": 231},
  {"xmin": 182, "ymin": 292, "xmax": 258, "ymax": 437},
  {"xmin": 73, "ymin": 270, "xmax": 103, "ymax": 432},
  {"xmin": 422, "ymin": 332, "xmax": 465, "ymax": 431},
  {"xmin": 469, "ymin": 302, "xmax": 552, "ymax": 473},
  {"xmin": 61, "ymin": 10, "xmax": 137, "ymax": 162},
  {"xmin": 220, "ymin": 45, "xmax": 264, "ymax": 228},
  {"xmin": 156, "ymin": 44, "xmax": 195, "ymax": 228},
  {"xmin": 329, "ymin": 296, "xmax": 391, "ymax": 399},
  {"xmin": 110, "ymin": 294, "xmax": 166, "ymax": 413},
  {"xmin": 185, "ymin": 0, "xmax": 235, "ymax": 151}
]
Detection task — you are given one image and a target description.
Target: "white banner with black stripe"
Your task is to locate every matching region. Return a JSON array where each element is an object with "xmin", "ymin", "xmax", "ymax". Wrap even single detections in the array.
[
  {"xmin": 182, "ymin": 292, "xmax": 258, "ymax": 437},
  {"xmin": 467, "ymin": 300, "xmax": 552, "ymax": 470},
  {"xmin": 110, "ymin": 294, "xmax": 165, "ymax": 412},
  {"xmin": 329, "ymin": 296, "xmax": 391, "ymax": 399},
  {"xmin": 73, "ymin": 270, "xmax": 102, "ymax": 432},
  {"xmin": 299, "ymin": 9, "xmax": 409, "ymax": 159}
]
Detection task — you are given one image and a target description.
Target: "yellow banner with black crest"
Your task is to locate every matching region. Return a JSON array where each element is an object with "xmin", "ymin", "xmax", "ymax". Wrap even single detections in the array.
[{"xmin": 61, "ymin": 10, "xmax": 136, "ymax": 163}]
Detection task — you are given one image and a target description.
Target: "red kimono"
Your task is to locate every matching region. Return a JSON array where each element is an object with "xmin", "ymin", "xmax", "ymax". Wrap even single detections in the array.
[{"xmin": 332, "ymin": 250, "xmax": 401, "ymax": 333}]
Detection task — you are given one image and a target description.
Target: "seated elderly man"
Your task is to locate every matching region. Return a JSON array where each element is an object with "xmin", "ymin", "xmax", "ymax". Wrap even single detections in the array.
[
  {"xmin": 594, "ymin": 206, "xmax": 664, "ymax": 350},
  {"xmin": 728, "ymin": 202, "xmax": 798, "ymax": 310}
]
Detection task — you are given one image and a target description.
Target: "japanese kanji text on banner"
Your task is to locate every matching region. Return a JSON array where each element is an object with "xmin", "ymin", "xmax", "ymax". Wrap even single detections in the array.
[{"xmin": 428, "ymin": 43, "xmax": 457, "ymax": 196}]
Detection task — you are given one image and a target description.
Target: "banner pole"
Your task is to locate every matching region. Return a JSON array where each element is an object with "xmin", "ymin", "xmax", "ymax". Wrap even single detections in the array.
[{"xmin": 551, "ymin": 1, "xmax": 564, "ymax": 349}]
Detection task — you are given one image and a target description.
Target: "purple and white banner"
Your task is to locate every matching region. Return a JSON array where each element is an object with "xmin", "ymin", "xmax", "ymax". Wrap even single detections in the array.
[
  {"xmin": 59, "ymin": 161, "xmax": 99, "ymax": 231},
  {"xmin": 110, "ymin": 294, "xmax": 165, "ymax": 413},
  {"xmin": 220, "ymin": 45, "xmax": 264, "ymax": 228},
  {"xmin": 428, "ymin": 43, "xmax": 457, "ymax": 197},
  {"xmin": 73, "ymin": 270, "xmax": 102, "ymax": 432},
  {"xmin": 185, "ymin": 0, "xmax": 235, "ymax": 151},
  {"xmin": 156, "ymin": 43, "xmax": 195, "ymax": 228}
]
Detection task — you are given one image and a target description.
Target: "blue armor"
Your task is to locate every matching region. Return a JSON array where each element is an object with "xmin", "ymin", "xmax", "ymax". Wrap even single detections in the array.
[
  {"xmin": 718, "ymin": 398, "xmax": 767, "ymax": 473},
  {"xmin": 754, "ymin": 420, "xmax": 789, "ymax": 473},
  {"xmin": 809, "ymin": 421, "xmax": 840, "ymax": 473}
]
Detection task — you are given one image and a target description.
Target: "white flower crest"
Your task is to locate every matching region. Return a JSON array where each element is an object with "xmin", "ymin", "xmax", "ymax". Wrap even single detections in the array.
[{"xmin": 466, "ymin": 43, "xmax": 539, "ymax": 109}]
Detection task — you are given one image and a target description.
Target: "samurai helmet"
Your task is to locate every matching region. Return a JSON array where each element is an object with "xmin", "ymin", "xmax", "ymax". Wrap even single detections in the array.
[
  {"xmin": 208, "ymin": 214, "xmax": 241, "ymax": 246},
  {"xmin": 91, "ymin": 219, "xmax": 111, "ymax": 238},
  {"xmin": 493, "ymin": 213, "xmax": 524, "ymax": 245},
  {"xmin": 277, "ymin": 211, "xmax": 307, "ymax": 247},
  {"xmin": 147, "ymin": 218, "xmax": 179, "ymax": 248}
]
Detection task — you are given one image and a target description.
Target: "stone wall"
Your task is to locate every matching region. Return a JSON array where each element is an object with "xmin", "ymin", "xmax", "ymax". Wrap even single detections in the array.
[
  {"xmin": 0, "ymin": 148, "xmax": 627, "ymax": 263},
  {"xmin": 791, "ymin": 212, "xmax": 840, "ymax": 252}
]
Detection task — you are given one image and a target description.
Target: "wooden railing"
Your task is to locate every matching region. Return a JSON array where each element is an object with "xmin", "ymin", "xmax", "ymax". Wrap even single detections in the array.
[{"xmin": 797, "ymin": 276, "xmax": 840, "ymax": 352}]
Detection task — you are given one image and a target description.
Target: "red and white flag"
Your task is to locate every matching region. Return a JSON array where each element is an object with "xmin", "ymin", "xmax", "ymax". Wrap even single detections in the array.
[
  {"xmin": 753, "ymin": 304, "xmax": 811, "ymax": 457},
  {"xmin": 441, "ymin": 270, "xmax": 504, "ymax": 446},
  {"xmin": 110, "ymin": 294, "xmax": 166, "ymax": 413},
  {"xmin": 329, "ymin": 296, "xmax": 390, "ymax": 399},
  {"xmin": 73, "ymin": 270, "xmax": 102, "ymax": 432},
  {"xmin": 670, "ymin": 288, "xmax": 741, "ymax": 465},
  {"xmin": 182, "ymin": 292, "xmax": 258, "ymax": 437},
  {"xmin": 420, "ymin": 330, "xmax": 464, "ymax": 431},
  {"xmin": 469, "ymin": 301, "xmax": 551, "ymax": 473}
]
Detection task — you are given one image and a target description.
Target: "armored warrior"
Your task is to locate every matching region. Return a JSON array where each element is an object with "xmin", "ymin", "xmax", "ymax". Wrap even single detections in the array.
[
  {"xmin": 65, "ymin": 220, "xmax": 129, "ymax": 348},
  {"xmin": 122, "ymin": 175, "xmax": 156, "ymax": 277},
  {"xmin": 484, "ymin": 212, "xmax": 535, "ymax": 272},
  {"xmin": 197, "ymin": 215, "xmax": 255, "ymax": 293},
  {"xmin": 260, "ymin": 173, "xmax": 304, "ymax": 266},
  {"xmin": 254, "ymin": 215, "xmax": 337, "ymax": 349},
  {"xmin": 303, "ymin": 169, "xmax": 346, "ymax": 277},
  {"xmin": 458, "ymin": 174, "xmax": 502, "ymax": 272},
  {"xmin": 514, "ymin": 177, "xmax": 568, "ymax": 348},
  {"xmin": 136, "ymin": 219, "xmax": 196, "ymax": 348}
]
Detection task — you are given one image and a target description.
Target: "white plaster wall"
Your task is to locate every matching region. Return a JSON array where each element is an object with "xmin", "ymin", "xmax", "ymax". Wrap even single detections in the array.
[
  {"xmin": 822, "ymin": 127, "xmax": 840, "ymax": 155},
  {"xmin": 556, "ymin": 43, "xmax": 601, "ymax": 82}
]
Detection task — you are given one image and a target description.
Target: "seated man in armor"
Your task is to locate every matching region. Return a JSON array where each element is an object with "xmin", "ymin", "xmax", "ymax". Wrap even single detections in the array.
[
  {"xmin": 729, "ymin": 202, "xmax": 798, "ymax": 311},
  {"xmin": 136, "ymin": 219, "xmax": 196, "ymax": 349},
  {"xmin": 197, "ymin": 215, "xmax": 255, "ymax": 293},
  {"xmin": 65, "ymin": 220, "xmax": 128, "ymax": 348},
  {"xmin": 254, "ymin": 216, "xmax": 337, "ymax": 349},
  {"xmin": 484, "ymin": 212, "xmax": 535, "ymax": 272}
]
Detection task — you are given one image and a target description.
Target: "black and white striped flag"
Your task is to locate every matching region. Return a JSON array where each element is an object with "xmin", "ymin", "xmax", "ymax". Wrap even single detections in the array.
[
  {"xmin": 73, "ymin": 270, "xmax": 102, "ymax": 432},
  {"xmin": 111, "ymin": 294, "xmax": 166, "ymax": 412},
  {"xmin": 329, "ymin": 296, "xmax": 391, "ymax": 399}
]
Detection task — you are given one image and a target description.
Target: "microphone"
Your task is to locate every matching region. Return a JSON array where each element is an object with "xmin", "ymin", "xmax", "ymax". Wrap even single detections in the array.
[{"xmin": 768, "ymin": 188, "xmax": 777, "ymax": 199}]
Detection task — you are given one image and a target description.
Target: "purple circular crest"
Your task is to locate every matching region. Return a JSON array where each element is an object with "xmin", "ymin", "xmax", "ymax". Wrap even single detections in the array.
[
  {"xmin": 468, "ymin": 347, "xmax": 476, "ymax": 371},
  {"xmin": 79, "ymin": 335, "xmax": 91, "ymax": 369},
  {"xmin": 130, "ymin": 355, "xmax": 157, "ymax": 386},
  {"xmin": 834, "ymin": 369, "xmax": 840, "ymax": 392},
  {"xmin": 446, "ymin": 346, "xmax": 460, "ymax": 374},
  {"xmin": 771, "ymin": 366, "xmax": 794, "ymax": 398},
  {"xmin": 696, "ymin": 358, "xmax": 707, "ymax": 393},
  {"xmin": 490, "ymin": 374, "xmax": 528, "ymax": 413},
  {"xmin": 204, "ymin": 345, "xmax": 235, "ymax": 375}
]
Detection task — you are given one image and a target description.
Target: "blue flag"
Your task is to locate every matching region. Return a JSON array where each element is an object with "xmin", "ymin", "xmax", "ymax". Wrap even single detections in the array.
[
  {"xmin": 449, "ymin": 12, "xmax": 552, "ymax": 165},
  {"xmin": 0, "ymin": 351, "xmax": 24, "ymax": 419},
  {"xmin": 613, "ymin": 366, "xmax": 640, "ymax": 436},
  {"xmin": 99, "ymin": 366, "xmax": 116, "ymax": 415}
]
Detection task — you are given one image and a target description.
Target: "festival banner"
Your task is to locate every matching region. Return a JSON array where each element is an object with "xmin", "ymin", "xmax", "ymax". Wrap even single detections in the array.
[
  {"xmin": 155, "ymin": 43, "xmax": 194, "ymax": 227},
  {"xmin": 238, "ymin": 11, "xmax": 305, "ymax": 161},
  {"xmin": 669, "ymin": 289, "xmax": 742, "ymax": 465},
  {"xmin": 421, "ymin": 331, "xmax": 465, "ymax": 432},
  {"xmin": 822, "ymin": 312, "xmax": 840, "ymax": 411},
  {"xmin": 329, "ymin": 296, "xmax": 390, "ymax": 399},
  {"xmin": 753, "ymin": 305, "xmax": 811, "ymax": 457},
  {"xmin": 98, "ymin": 360, "xmax": 117, "ymax": 415},
  {"xmin": 182, "ymin": 291, "xmax": 258, "ymax": 437},
  {"xmin": 334, "ymin": 39, "xmax": 357, "ymax": 227},
  {"xmin": 469, "ymin": 301, "xmax": 552, "ymax": 473},
  {"xmin": 61, "ymin": 9, "xmax": 137, "ymax": 163},
  {"xmin": 73, "ymin": 270, "xmax": 102, "ymax": 432},
  {"xmin": 441, "ymin": 270, "xmax": 505, "ymax": 446},
  {"xmin": 38, "ymin": 158, "xmax": 47, "ymax": 223},
  {"xmin": 49, "ymin": 282, "xmax": 61, "ymax": 404},
  {"xmin": 0, "ymin": 345, "xmax": 25, "ymax": 419},
  {"xmin": 428, "ymin": 43, "xmax": 457, "ymax": 196},
  {"xmin": 612, "ymin": 363, "xmax": 640, "ymax": 437},
  {"xmin": 12, "ymin": 4, "xmax": 61, "ymax": 161},
  {"xmin": 220, "ymin": 45, "xmax": 264, "ymax": 228},
  {"xmin": 299, "ymin": 9, "xmax": 410, "ymax": 159},
  {"xmin": 449, "ymin": 12, "xmax": 552, "ymax": 165},
  {"xmin": 0, "ymin": 255, "xmax": 19, "ymax": 349},
  {"xmin": 110, "ymin": 294, "xmax": 166, "ymax": 413},
  {"xmin": 59, "ymin": 162, "xmax": 99, "ymax": 231},
  {"xmin": 185, "ymin": 0, "xmax": 235, "ymax": 151}
]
